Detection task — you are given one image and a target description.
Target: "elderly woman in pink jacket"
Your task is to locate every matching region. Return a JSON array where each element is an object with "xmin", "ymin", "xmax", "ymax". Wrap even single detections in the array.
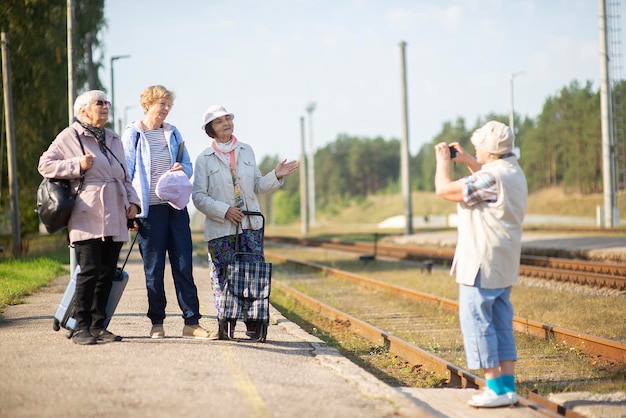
[{"xmin": 38, "ymin": 90, "xmax": 141, "ymax": 345}]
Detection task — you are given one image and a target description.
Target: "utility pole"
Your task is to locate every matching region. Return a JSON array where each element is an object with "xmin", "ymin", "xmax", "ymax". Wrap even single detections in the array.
[
  {"xmin": 399, "ymin": 41, "xmax": 413, "ymax": 235},
  {"xmin": 299, "ymin": 116, "xmax": 308, "ymax": 236},
  {"xmin": 306, "ymin": 102, "xmax": 316, "ymax": 228},
  {"xmin": 599, "ymin": 0, "xmax": 619, "ymax": 228},
  {"xmin": 1, "ymin": 32, "xmax": 21, "ymax": 257},
  {"xmin": 67, "ymin": 0, "xmax": 77, "ymax": 271},
  {"xmin": 67, "ymin": 0, "xmax": 74, "ymax": 122}
]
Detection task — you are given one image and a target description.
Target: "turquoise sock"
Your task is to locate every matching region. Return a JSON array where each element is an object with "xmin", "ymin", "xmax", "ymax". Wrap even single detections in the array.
[
  {"xmin": 486, "ymin": 377, "xmax": 505, "ymax": 395},
  {"xmin": 501, "ymin": 374, "xmax": 516, "ymax": 393}
]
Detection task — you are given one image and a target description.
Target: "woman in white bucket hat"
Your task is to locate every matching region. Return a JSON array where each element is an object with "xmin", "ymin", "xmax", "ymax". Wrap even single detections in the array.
[{"xmin": 192, "ymin": 105, "xmax": 299, "ymax": 338}]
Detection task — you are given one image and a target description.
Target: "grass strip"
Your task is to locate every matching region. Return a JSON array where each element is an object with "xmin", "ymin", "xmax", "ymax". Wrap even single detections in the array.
[{"xmin": 0, "ymin": 258, "xmax": 67, "ymax": 312}]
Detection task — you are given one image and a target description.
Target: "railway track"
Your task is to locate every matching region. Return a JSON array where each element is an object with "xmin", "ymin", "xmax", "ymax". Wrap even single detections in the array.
[
  {"xmin": 269, "ymin": 270, "xmax": 591, "ymax": 417},
  {"xmin": 266, "ymin": 251, "xmax": 626, "ymax": 365},
  {"xmin": 272, "ymin": 282, "xmax": 593, "ymax": 417},
  {"xmin": 263, "ymin": 244, "xmax": 625, "ymax": 416},
  {"xmin": 266, "ymin": 236, "xmax": 626, "ymax": 291}
]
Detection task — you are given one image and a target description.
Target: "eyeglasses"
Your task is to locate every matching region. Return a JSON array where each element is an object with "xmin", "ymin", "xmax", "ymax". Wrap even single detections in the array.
[{"xmin": 94, "ymin": 100, "xmax": 112, "ymax": 107}]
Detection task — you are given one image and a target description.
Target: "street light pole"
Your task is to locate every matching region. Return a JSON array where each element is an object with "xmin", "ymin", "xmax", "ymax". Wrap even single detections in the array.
[
  {"xmin": 509, "ymin": 71, "xmax": 524, "ymax": 135},
  {"xmin": 306, "ymin": 102, "xmax": 317, "ymax": 228},
  {"xmin": 110, "ymin": 55, "xmax": 130, "ymax": 132},
  {"xmin": 123, "ymin": 105, "xmax": 136, "ymax": 130},
  {"xmin": 299, "ymin": 116, "xmax": 308, "ymax": 236}
]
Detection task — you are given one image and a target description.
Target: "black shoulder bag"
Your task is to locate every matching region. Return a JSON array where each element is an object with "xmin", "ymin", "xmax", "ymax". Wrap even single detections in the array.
[{"xmin": 36, "ymin": 129, "xmax": 86, "ymax": 234}]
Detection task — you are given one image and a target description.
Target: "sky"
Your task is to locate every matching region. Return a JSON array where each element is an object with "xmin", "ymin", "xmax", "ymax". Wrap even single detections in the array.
[{"xmin": 101, "ymin": 0, "xmax": 615, "ymax": 166}]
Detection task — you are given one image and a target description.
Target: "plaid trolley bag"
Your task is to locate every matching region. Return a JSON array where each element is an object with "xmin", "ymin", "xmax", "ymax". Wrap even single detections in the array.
[{"xmin": 218, "ymin": 211, "xmax": 271, "ymax": 342}]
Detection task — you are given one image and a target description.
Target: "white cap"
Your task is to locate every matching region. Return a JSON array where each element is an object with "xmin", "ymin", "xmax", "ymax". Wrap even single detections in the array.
[
  {"xmin": 470, "ymin": 120, "xmax": 515, "ymax": 155},
  {"xmin": 201, "ymin": 105, "xmax": 234, "ymax": 130},
  {"xmin": 155, "ymin": 170, "xmax": 192, "ymax": 210}
]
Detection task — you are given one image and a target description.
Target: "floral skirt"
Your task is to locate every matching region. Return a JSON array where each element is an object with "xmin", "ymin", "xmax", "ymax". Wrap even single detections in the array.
[{"xmin": 206, "ymin": 228, "xmax": 264, "ymax": 318}]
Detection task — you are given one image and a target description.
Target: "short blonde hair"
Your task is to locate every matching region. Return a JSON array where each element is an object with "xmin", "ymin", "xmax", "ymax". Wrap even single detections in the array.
[
  {"xmin": 140, "ymin": 85, "xmax": 175, "ymax": 112},
  {"xmin": 74, "ymin": 90, "xmax": 107, "ymax": 123}
]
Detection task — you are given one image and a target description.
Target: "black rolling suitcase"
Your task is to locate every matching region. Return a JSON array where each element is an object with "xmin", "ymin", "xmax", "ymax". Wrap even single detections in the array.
[
  {"xmin": 52, "ymin": 232, "xmax": 137, "ymax": 338},
  {"xmin": 218, "ymin": 211, "xmax": 271, "ymax": 342}
]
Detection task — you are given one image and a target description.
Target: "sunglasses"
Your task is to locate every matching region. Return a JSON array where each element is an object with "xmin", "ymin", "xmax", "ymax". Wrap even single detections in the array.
[{"xmin": 94, "ymin": 100, "xmax": 112, "ymax": 107}]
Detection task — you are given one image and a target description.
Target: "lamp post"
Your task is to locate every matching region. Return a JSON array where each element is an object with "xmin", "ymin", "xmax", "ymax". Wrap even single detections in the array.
[
  {"xmin": 110, "ymin": 55, "xmax": 130, "ymax": 131},
  {"xmin": 509, "ymin": 71, "xmax": 524, "ymax": 135},
  {"xmin": 123, "ymin": 105, "xmax": 136, "ymax": 130},
  {"xmin": 299, "ymin": 116, "xmax": 308, "ymax": 236},
  {"xmin": 306, "ymin": 102, "xmax": 317, "ymax": 228}
]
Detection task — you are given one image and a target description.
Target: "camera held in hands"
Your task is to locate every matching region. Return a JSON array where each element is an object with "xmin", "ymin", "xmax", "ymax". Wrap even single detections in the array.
[{"xmin": 448, "ymin": 146, "xmax": 458, "ymax": 158}]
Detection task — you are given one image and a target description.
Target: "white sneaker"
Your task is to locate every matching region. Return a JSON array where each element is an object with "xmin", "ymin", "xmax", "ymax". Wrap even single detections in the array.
[
  {"xmin": 468, "ymin": 388, "xmax": 513, "ymax": 408},
  {"xmin": 506, "ymin": 392, "xmax": 519, "ymax": 405}
]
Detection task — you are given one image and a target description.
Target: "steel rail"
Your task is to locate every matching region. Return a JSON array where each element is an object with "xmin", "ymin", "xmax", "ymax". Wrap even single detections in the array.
[
  {"xmin": 265, "ymin": 251, "xmax": 626, "ymax": 364},
  {"xmin": 519, "ymin": 264, "xmax": 626, "ymax": 290}
]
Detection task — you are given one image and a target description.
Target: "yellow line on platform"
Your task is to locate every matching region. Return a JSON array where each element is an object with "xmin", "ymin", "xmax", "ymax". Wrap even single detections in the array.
[{"xmin": 218, "ymin": 344, "xmax": 269, "ymax": 418}]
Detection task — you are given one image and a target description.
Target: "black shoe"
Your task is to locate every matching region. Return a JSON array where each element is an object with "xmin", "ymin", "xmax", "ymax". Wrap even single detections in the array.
[
  {"xmin": 246, "ymin": 330, "xmax": 260, "ymax": 339},
  {"xmin": 245, "ymin": 322, "xmax": 260, "ymax": 339},
  {"xmin": 92, "ymin": 329, "xmax": 122, "ymax": 342},
  {"xmin": 72, "ymin": 330, "xmax": 97, "ymax": 345}
]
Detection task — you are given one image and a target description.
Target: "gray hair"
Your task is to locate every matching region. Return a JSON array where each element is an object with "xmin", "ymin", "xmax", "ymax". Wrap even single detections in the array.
[{"xmin": 73, "ymin": 90, "xmax": 108, "ymax": 123}]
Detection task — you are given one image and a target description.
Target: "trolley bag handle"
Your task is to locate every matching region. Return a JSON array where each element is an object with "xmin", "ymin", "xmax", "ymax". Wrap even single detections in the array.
[{"xmin": 232, "ymin": 211, "xmax": 265, "ymax": 261}]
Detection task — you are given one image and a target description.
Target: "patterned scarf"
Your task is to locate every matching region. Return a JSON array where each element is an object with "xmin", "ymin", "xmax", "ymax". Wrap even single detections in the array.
[
  {"xmin": 212, "ymin": 135, "xmax": 243, "ymax": 208},
  {"xmin": 79, "ymin": 121, "xmax": 108, "ymax": 157}
]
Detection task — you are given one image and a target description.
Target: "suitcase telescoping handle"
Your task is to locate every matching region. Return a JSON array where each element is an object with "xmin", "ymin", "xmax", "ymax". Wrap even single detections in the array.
[{"xmin": 120, "ymin": 232, "xmax": 138, "ymax": 271}]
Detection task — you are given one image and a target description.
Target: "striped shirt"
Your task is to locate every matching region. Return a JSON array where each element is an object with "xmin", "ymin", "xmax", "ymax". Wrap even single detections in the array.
[
  {"xmin": 462, "ymin": 171, "xmax": 497, "ymax": 206},
  {"xmin": 145, "ymin": 129, "xmax": 171, "ymax": 206}
]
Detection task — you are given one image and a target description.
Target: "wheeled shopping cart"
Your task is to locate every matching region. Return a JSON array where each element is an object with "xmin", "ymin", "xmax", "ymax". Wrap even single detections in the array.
[{"xmin": 218, "ymin": 211, "xmax": 271, "ymax": 342}]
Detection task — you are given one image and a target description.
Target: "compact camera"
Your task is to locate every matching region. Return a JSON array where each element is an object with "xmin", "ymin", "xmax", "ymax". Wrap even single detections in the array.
[{"xmin": 448, "ymin": 146, "xmax": 458, "ymax": 158}]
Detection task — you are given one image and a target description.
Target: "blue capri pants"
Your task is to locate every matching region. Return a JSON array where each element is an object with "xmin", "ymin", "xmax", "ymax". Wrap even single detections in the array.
[{"xmin": 458, "ymin": 271, "xmax": 517, "ymax": 370}]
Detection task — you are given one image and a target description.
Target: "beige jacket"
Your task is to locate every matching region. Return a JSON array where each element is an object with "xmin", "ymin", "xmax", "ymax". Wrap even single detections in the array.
[
  {"xmin": 38, "ymin": 122, "xmax": 141, "ymax": 244},
  {"xmin": 192, "ymin": 141, "xmax": 283, "ymax": 242}
]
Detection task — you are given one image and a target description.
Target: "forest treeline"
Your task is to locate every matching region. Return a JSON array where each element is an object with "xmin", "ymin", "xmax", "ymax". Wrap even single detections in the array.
[
  {"xmin": 1, "ymin": 1, "xmax": 624, "ymax": 232},
  {"xmin": 1, "ymin": 0, "xmax": 106, "ymax": 234},
  {"xmin": 262, "ymin": 79, "xmax": 626, "ymax": 223}
]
